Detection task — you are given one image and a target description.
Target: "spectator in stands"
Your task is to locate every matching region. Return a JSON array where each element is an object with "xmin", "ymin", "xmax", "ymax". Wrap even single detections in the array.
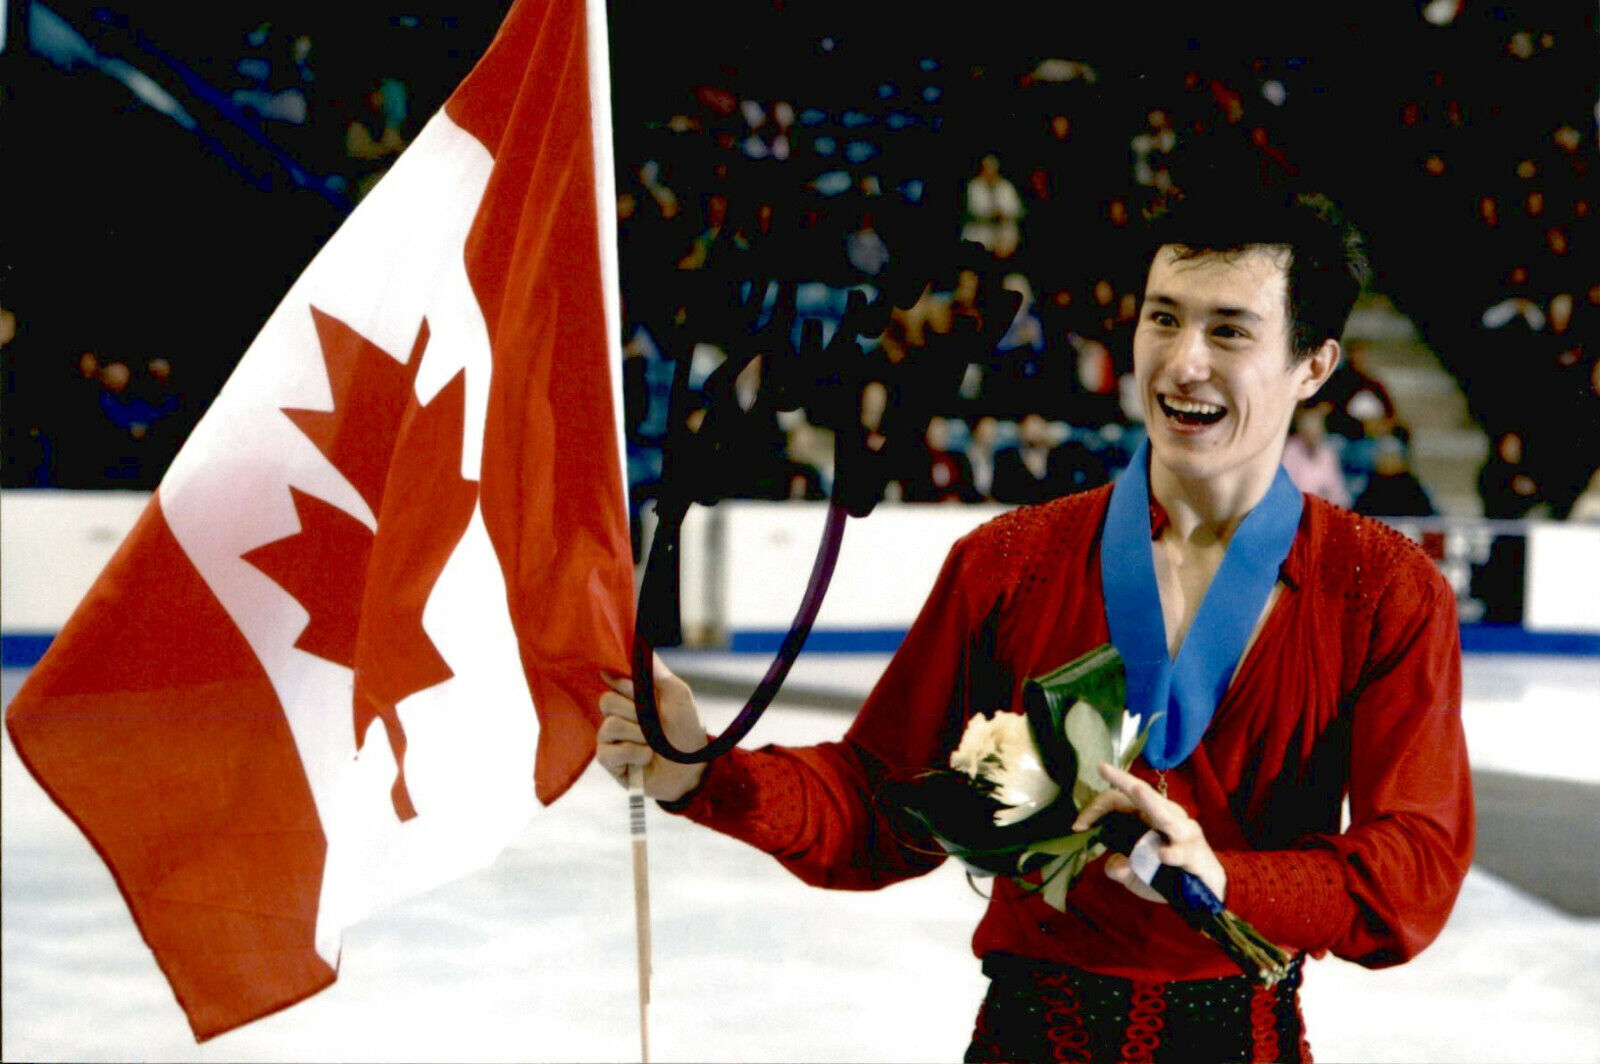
[
  {"xmin": 1282, "ymin": 402, "xmax": 1352, "ymax": 508},
  {"xmin": 1131, "ymin": 108, "xmax": 1178, "ymax": 190},
  {"xmin": 783, "ymin": 415, "xmax": 834, "ymax": 500},
  {"xmin": 677, "ymin": 191, "xmax": 733, "ymax": 271},
  {"xmin": 1569, "ymin": 468, "xmax": 1600, "ymax": 522},
  {"xmin": 1540, "ymin": 306, "xmax": 1599, "ymax": 519},
  {"xmin": 1320, "ymin": 338, "xmax": 1399, "ymax": 442},
  {"xmin": 343, "ymin": 75, "xmax": 409, "ymax": 201},
  {"xmin": 0, "ymin": 301, "xmax": 55, "ymax": 487},
  {"xmin": 1478, "ymin": 430, "xmax": 1541, "ymax": 519},
  {"xmin": 733, "ymin": 199, "xmax": 783, "ymax": 283},
  {"xmin": 1354, "ymin": 435, "xmax": 1436, "ymax": 517},
  {"xmin": 844, "ymin": 208, "xmax": 892, "ymax": 279},
  {"xmin": 961, "ymin": 153, "xmax": 1023, "ymax": 261},
  {"xmin": 903, "ymin": 416, "xmax": 978, "ymax": 503},
  {"xmin": 965, "ymin": 415, "xmax": 1000, "ymax": 501},
  {"xmin": 991, "ymin": 412, "xmax": 1065, "ymax": 504},
  {"xmin": 982, "ymin": 274, "xmax": 1049, "ymax": 416},
  {"xmin": 1051, "ymin": 432, "xmax": 1110, "ymax": 495}
]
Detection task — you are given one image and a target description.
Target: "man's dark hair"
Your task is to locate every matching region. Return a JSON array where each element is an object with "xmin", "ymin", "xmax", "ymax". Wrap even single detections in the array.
[{"xmin": 1142, "ymin": 186, "xmax": 1371, "ymax": 361}]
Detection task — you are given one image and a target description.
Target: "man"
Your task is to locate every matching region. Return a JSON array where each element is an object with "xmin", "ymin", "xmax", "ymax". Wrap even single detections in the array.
[{"xmin": 597, "ymin": 188, "xmax": 1473, "ymax": 1061}]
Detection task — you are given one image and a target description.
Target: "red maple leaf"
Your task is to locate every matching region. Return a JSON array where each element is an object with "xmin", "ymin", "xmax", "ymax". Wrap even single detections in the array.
[
  {"xmin": 241, "ymin": 488, "xmax": 370, "ymax": 668},
  {"xmin": 285, "ymin": 308, "xmax": 432, "ymax": 515},
  {"xmin": 244, "ymin": 308, "xmax": 479, "ymax": 821}
]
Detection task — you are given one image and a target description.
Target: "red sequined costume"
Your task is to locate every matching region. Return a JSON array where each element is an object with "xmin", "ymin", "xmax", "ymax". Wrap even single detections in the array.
[{"xmin": 664, "ymin": 486, "xmax": 1474, "ymax": 1061}]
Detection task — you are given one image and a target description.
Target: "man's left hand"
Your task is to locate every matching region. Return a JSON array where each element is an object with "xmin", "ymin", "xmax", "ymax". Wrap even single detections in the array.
[{"xmin": 1072, "ymin": 763, "xmax": 1228, "ymax": 904}]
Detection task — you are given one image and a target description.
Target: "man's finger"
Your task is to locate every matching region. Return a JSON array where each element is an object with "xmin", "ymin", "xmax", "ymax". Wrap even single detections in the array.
[
  {"xmin": 597, "ymin": 714, "xmax": 645, "ymax": 745},
  {"xmin": 1072, "ymin": 785, "xmax": 1133, "ymax": 831},
  {"xmin": 598, "ymin": 740, "xmax": 652, "ymax": 769},
  {"xmin": 599, "ymin": 690, "xmax": 640, "ymax": 723},
  {"xmin": 602, "ymin": 672, "xmax": 635, "ymax": 697}
]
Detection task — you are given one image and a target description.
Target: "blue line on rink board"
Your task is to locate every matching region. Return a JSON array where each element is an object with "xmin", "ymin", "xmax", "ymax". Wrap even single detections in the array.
[
  {"xmin": 2, "ymin": 635, "xmax": 55, "ymax": 669},
  {"xmin": 727, "ymin": 628, "xmax": 910, "ymax": 654},
  {"xmin": 5, "ymin": 625, "xmax": 1598, "ymax": 669},
  {"xmin": 1458, "ymin": 625, "xmax": 1600, "ymax": 657}
]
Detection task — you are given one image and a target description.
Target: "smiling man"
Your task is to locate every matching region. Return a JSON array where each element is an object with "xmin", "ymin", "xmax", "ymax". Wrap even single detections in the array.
[{"xmin": 598, "ymin": 187, "xmax": 1473, "ymax": 1062}]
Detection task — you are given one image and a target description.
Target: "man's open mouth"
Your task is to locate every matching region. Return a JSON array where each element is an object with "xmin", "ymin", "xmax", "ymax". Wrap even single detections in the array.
[{"xmin": 1157, "ymin": 395, "xmax": 1227, "ymax": 426}]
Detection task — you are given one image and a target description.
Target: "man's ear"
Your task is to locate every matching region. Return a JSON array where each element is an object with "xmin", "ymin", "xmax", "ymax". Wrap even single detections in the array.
[{"xmin": 1296, "ymin": 339, "xmax": 1342, "ymax": 401}]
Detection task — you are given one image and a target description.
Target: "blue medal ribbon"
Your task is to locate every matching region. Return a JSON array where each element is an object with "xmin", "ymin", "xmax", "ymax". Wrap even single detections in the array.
[{"xmin": 1100, "ymin": 439, "xmax": 1303, "ymax": 769}]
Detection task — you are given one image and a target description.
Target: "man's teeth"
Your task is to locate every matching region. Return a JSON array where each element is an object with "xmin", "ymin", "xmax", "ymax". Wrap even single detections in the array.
[{"xmin": 1164, "ymin": 397, "xmax": 1224, "ymax": 416}]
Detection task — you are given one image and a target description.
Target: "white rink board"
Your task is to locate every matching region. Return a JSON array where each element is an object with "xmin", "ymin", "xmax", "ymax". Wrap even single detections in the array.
[{"xmin": 5, "ymin": 491, "xmax": 1598, "ymax": 640}]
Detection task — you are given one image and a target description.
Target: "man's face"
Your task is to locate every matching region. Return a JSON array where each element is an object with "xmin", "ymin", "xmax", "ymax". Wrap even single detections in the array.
[{"xmin": 1133, "ymin": 245, "xmax": 1336, "ymax": 496}]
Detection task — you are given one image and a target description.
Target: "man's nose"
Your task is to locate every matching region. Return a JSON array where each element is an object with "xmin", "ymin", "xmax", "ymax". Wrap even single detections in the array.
[{"xmin": 1169, "ymin": 327, "xmax": 1211, "ymax": 383}]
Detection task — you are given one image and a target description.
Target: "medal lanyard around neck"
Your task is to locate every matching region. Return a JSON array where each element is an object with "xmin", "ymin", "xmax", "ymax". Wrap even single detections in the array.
[{"xmin": 1100, "ymin": 439, "xmax": 1303, "ymax": 769}]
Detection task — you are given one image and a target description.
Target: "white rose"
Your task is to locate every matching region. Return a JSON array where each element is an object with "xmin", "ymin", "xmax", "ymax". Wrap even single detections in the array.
[{"xmin": 950, "ymin": 711, "xmax": 1061, "ymax": 827}]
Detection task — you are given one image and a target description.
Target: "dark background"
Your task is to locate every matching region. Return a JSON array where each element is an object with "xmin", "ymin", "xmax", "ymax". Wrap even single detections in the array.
[{"xmin": 1, "ymin": 0, "xmax": 1595, "ymax": 496}]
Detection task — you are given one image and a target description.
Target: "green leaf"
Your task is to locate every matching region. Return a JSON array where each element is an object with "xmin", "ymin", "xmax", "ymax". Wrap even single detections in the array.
[
  {"xmin": 1042, "ymin": 857, "xmax": 1071, "ymax": 911},
  {"xmin": 1065, "ymin": 700, "xmax": 1113, "ymax": 793},
  {"xmin": 1021, "ymin": 644, "xmax": 1126, "ymax": 786},
  {"xmin": 1072, "ymin": 778, "xmax": 1100, "ymax": 811},
  {"xmin": 1026, "ymin": 644, "xmax": 1127, "ymax": 720}
]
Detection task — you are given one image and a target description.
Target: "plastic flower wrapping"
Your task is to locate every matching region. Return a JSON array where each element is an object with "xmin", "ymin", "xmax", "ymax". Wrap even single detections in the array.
[{"xmin": 881, "ymin": 644, "xmax": 1292, "ymax": 986}]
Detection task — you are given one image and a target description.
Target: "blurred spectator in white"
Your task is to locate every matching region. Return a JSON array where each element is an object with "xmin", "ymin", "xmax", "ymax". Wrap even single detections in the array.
[
  {"xmin": 740, "ymin": 99, "xmax": 793, "ymax": 162},
  {"xmin": 961, "ymin": 154, "xmax": 1023, "ymax": 260},
  {"xmin": 1354, "ymin": 435, "xmax": 1436, "ymax": 517},
  {"xmin": 1322, "ymin": 338, "xmax": 1400, "ymax": 442},
  {"xmin": 1568, "ymin": 468, "xmax": 1600, "ymax": 522},
  {"xmin": 777, "ymin": 410, "xmax": 827, "ymax": 501},
  {"xmin": 1282, "ymin": 402, "xmax": 1352, "ymax": 508},
  {"xmin": 784, "ymin": 415, "xmax": 835, "ymax": 499},
  {"xmin": 1131, "ymin": 108, "xmax": 1177, "ymax": 189},
  {"xmin": 1481, "ymin": 293, "xmax": 1546, "ymax": 331},
  {"xmin": 965, "ymin": 415, "xmax": 1000, "ymax": 501},
  {"xmin": 1028, "ymin": 58, "xmax": 1098, "ymax": 85}
]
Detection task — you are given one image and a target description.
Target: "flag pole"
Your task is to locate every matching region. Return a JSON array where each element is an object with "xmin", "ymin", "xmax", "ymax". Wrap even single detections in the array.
[
  {"xmin": 626, "ymin": 765, "xmax": 652, "ymax": 1063},
  {"xmin": 585, "ymin": 0, "xmax": 646, "ymax": 1050}
]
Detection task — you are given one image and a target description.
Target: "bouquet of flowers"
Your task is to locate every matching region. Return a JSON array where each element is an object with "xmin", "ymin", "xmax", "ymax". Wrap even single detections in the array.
[{"xmin": 882, "ymin": 644, "xmax": 1292, "ymax": 986}]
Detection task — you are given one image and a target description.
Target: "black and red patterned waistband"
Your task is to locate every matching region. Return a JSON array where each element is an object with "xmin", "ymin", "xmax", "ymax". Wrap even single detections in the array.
[{"xmin": 965, "ymin": 952, "xmax": 1311, "ymax": 1064}]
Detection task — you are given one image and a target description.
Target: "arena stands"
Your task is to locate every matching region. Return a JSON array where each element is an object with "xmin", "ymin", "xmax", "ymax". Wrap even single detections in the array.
[{"xmin": 3, "ymin": 1, "xmax": 1596, "ymax": 532}]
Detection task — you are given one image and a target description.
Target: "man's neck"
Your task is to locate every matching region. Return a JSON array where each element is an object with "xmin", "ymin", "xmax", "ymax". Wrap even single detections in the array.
[{"xmin": 1149, "ymin": 459, "xmax": 1281, "ymax": 546}]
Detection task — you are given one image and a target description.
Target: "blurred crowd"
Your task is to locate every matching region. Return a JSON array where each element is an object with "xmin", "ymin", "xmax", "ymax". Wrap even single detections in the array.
[
  {"xmin": 3, "ymin": 3, "xmax": 1596, "ymax": 529},
  {"xmin": 611, "ymin": 4, "xmax": 1598, "ymax": 544}
]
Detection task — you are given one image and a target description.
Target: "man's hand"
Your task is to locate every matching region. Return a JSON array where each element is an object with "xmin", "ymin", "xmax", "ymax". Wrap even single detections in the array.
[
  {"xmin": 1072, "ymin": 763, "xmax": 1227, "ymax": 904},
  {"xmin": 595, "ymin": 654, "xmax": 709, "ymax": 802}
]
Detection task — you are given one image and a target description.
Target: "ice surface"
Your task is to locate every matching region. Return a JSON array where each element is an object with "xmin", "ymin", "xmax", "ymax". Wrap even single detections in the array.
[{"xmin": 4, "ymin": 655, "xmax": 1598, "ymax": 1063}]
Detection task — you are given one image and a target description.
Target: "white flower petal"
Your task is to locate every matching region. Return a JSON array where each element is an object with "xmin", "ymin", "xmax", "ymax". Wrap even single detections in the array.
[{"xmin": 1117, "ymin": 710, "xmax": 1142, "ymax": 764}]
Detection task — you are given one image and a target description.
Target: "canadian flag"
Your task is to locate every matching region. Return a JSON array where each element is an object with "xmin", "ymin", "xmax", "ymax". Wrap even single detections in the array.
[{"xmin": 4, "ymin": 0, "xmax": 633, "ymax": 1041}]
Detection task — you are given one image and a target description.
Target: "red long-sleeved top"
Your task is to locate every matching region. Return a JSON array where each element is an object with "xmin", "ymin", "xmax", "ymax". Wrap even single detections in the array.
[{"xmin": 666, "ymin": 486, "xmax": 1474, "ymax": 980}]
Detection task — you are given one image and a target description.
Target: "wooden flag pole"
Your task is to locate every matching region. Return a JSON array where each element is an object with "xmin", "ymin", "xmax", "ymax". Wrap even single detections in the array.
[{"xmin": 626, "ymin": 765, "xmax": 652, "ymax": 1063}]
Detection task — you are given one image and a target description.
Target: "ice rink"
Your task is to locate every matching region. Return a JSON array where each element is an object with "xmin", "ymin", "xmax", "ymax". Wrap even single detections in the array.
[{"xmin": 4, "ymin": 651, "xmax": 1598, "ymax": 1063}]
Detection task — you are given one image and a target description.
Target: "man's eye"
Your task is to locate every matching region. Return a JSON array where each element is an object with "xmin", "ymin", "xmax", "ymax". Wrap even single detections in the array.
[
  {"xmin": 1149, "ymin": 311, "xmax": 1177, "ymax": 326},
  {"xmin": 1213, "ymin": 325, "xmax": 1246, "ymax": 339}
]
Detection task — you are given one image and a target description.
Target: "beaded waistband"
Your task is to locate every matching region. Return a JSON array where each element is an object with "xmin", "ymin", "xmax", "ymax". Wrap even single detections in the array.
[{"xmin": 968, "ymin": 952, "xmax": 1310, "ymax": 1064}]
